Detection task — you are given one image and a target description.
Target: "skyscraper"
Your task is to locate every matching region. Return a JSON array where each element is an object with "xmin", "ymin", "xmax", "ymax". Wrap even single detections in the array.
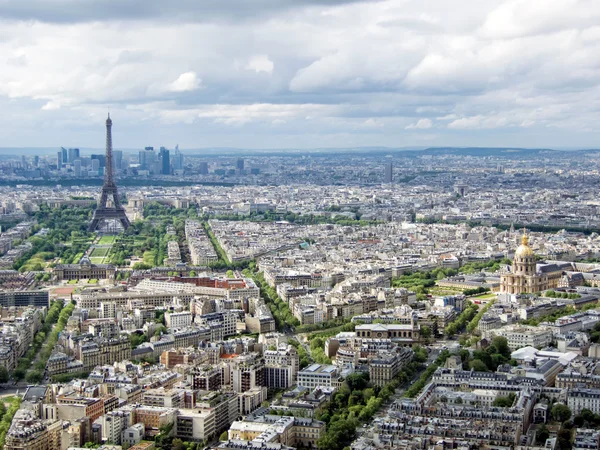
[
  {"xmin": 172, "ymin": 145, "xmax": 184, "ymax": 171},
  {"xmin": 384, "ymin": 161, "xmax": 393, "ymax": 183},
  {"xmin": 74, "ymin": 159, "xmax": 82, "ymax": 177},
  {"xmin": 139, "ymin": 147, "xmax": 155, "ymax": 170},
  {"xmin": 91, "ymin": 154, "xmax": 106, "ymax": 168},
  {"xmin": 112, "ymin": 150, "xmax": 123, "ymax": 170},
  {"xmin": 61, "ymin": 147, "xmax": 68, "ymax": 164},
  {"xmin": 57, "ymin": 151, "xmax": 63, "ymax": 169},
  {"xmin": 237, "ymin": 158, "xmax": 245, "ymax": 171},
  {"xmin": 68, "ymin": 148, "xmax": 80, "ymax": 164},
  {"xmin": 199, "ymin": 162, "xmax": 209, "ymax": 175},
  {"xmin": 159, "ymin": 147, "xmax": 170, "ymax": 175}
]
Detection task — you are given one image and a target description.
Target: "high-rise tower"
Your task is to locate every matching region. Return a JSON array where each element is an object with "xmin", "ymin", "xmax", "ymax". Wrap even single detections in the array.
[
  {"xmin": 88, "ymin": 114, "xmax": 131, "ymax": 232},
  {"xmin": 384, "ymin": 161, "xmax": 393, "ymax": 183}
]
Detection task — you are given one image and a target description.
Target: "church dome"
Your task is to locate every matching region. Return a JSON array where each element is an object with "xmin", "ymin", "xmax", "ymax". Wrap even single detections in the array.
[{"xmin": 515, "ymin": 233, "xmax": 534, "ymax": 257}]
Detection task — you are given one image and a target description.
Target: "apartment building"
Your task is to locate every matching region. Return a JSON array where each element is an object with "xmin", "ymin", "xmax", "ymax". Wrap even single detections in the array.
[
  {"xmin": 567, "ymin": 388, "xmax": 600, "ymax": 415},
  {"xmin": 142, "ymin": 388, "xmax": 184, "ymax": 408},
  {"xmin": 369, "ymin": 348, "xmax": 414, "ymax": 387},
  {"xmin": 297, "ymin": 364, "xmax": 340, "ymax": 389},
  {"xmin": 489, "ymin": 325, "xmax": 553, "ymax": 350},
  {"xmin": 165, "ymin": 311, "xmax": 192, "ymax": 329}
]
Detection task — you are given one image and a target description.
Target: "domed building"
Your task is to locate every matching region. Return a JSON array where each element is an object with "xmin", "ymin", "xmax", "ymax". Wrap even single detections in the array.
[{"xmin": 500, "ymin": 232, "xmax": 560, "ymax": 294}]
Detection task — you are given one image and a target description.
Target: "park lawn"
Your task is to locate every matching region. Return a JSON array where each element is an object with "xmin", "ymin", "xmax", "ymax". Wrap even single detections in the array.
[
  {"xmin": 70, "ymin": 252, "xmax": 84, "ymax": 263},
  {"xmin": 90, "ymin": 247, "xmax": 109, "ymax": 257},
  {"xmin": 98, "ymin": 235, "xmax": 116, "ymax": 245},
  {"xmin": 68, "ymin": 279, "xmax": 78, "ymax": 284},
  {"xmin": 429, "ymin": 286, "xmax": 465, "ymax": 296},
  {"xmin": 89, "ymin": 257, "xmax": 105, "ymax": 264},
  {"xmin": 472, "ymin": 293, "xmax": 497, "ymax": 300}
]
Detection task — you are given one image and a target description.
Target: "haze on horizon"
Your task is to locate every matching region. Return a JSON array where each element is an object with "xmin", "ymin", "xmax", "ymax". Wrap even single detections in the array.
[{"xmin": 1, "ymin": 0, "xmax": 599, "ymax": 150}]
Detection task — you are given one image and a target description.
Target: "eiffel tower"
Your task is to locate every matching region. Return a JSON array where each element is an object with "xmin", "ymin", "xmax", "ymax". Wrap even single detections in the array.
[{"xmin": 88, "ymin": 114, "xmax": 131, "ymax": 232}]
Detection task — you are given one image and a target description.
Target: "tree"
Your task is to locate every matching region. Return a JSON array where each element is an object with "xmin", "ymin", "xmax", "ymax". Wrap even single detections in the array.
[
  {"xmin": 557, "ymin": 428, "xmax": 573, "ymax": 450},
  {"xmin": 226, "ymin": 270, "xmax": 234, "ymax": 278},
  {"xmin": 0, "ymin": 367, "xmax": 9, "ymax": 383},
  {"xmin": 493, "ymin": 393, "xmax": 516, "ymax": 407},
  {"xmin": 491, "ymin": 336, "xmax": 511, "ymax": 358},
  {"xmin": 220, "ymin": 431, "xmax": 229, "ymax": 441},
  {"xmin": 536, "ymin": 423, "xmax": 550, "ymax": 444},
  {"xmin": 552, "ymin": 404, "xmax": 572, "ymax": 423},
  {"xmin": 469, "ymin": 359, "xmax": 488, "ymax": 372},
  {"xmin": 189, "ymin": 270, "xmax": 197, "ymax": 277},
  {"xmin": 25, "ymin": 370, "xmax": 43, "ymax": 384}
]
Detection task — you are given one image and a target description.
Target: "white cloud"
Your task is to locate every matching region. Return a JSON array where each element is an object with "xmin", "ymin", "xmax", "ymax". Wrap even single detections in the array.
[
  {"xmin": 167, "ymin": 72, "xmax": 202, "ymax": 92},
  {"xmin": 405, "ymin": 118, "xmax": 432, "ymax": 129},
  {"xmin": 0, "ymin": 0, "xmax": 600, "ymax": 147},
  {"xmin": 448, "ymin": 115, "xmax": 508, "ymax": 130},
  {"xmin": 246, "ymin": 55, "xmax": 274, "ymax": 74},
  {"xmin": 41, "ymin": 100, "xmax": 61, "ymax": 110}
]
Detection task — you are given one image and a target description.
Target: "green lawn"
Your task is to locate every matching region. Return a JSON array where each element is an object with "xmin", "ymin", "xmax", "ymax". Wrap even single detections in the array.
[
  {"xmin": 472, "ymin": 293, "xmax": 497, "ymax": 300},
  {"xmin": 98, "ymin": 235, "xmax": 116, "ymax": 245},
  {"xmin": 90, "ymin": 247, "xmax": 109, "ymax": 257},
  {"xmin": 429, "ymin": 286, "xmax": 465, "ymax": 296},
  {"xmin": 89, "ymin": 257, "xmax": 106, "ymax": 264}
]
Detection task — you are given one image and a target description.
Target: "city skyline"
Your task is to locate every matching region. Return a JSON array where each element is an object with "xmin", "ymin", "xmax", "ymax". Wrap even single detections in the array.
[{"xmin": 1, "ymin": 0, "xmax": 600, "ymax": 149}]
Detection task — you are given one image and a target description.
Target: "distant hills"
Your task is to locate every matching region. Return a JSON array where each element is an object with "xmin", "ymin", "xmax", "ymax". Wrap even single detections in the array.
[{"xmin": 0, "ymin": 146, "xmax": 598, "ymax": 158}]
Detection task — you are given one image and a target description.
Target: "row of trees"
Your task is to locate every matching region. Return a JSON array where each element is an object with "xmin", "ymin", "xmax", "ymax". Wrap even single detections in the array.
[
  {"xmin": 545, "ymin": 290, "xmax": 581, "ymax": 299},
  {"xmin": 445, "ymin": 302, "xmax": 479, "ymax": 337},
  {"xmin": 244, "ymin": 270, "xmax": 300, "ymax": 329},
  {"xmin": 405, "ymin": 350, "xmax": 451, "ymax": 397},
  {"xmin": 203, "ymin": 222, "xmax": 231, "ymax": 265},
  {"xmin": 288, "ymin": 339, "xmax": 311, "ymax": 370},
  {"xmin": 466, "ymin": 299, "xmax": 496, "ymax": 333},
  {"xmin": 12, "ymin": 300, "xmax": 66, "ymax": 380},
  {"xmin": 296, "ymin": 318, "xmax": 353, "ymax": 334},
  {"xmin": 26, "ymin": 301, "xmax": 76, "ymax": 383},
  {"xmin": 463, "ymin": 286, "xmax": 491, "ymax": 296},
  {"xmin": 0, "ymin": 397, "xmax": 22, "ymax": 448}
]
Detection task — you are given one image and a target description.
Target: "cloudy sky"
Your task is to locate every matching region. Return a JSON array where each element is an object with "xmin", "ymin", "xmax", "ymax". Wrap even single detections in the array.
[{"xmin": 1, "ymin": 0, "xmax": 599, "ymax": 150}]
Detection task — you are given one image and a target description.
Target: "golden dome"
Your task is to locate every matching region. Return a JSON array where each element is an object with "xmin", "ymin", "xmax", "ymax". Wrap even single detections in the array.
[{"xmin": 515, "ymin": 233, "xmax": 534, "ymax": 257}]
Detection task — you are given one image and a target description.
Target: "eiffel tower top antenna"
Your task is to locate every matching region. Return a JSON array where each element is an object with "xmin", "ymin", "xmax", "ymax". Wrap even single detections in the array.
[{"xmin": 104, "ymin": 112, "xmax": 114, "ymax": 187}]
